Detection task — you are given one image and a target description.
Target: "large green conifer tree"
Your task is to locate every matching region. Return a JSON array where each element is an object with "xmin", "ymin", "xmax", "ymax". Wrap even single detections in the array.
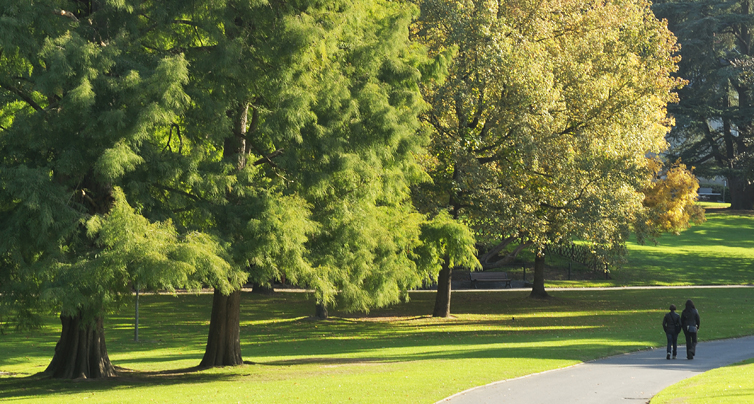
[
  {"xmin": 0, "ymin": 1, "xmax": 234, "ymax": 378},
  {"xmin": 0, "ymin": 0, "xmax": 477, "ymax": 374},
  {"xmin": 654, "ymin": 0, "xmax": 754, "ymax": 210},
  {"xmin": 148, "ymin": 0, "xmax": 452, "ymax": 366}
]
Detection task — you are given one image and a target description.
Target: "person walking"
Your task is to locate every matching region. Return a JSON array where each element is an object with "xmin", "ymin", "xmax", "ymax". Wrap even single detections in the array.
[
  {"xmin": 681, "ymin": 299, "xmax": 700, "ymax": 359},
  {"xmin": 662, "ymin": 304, "xmax": 681, "ymax": 359}
]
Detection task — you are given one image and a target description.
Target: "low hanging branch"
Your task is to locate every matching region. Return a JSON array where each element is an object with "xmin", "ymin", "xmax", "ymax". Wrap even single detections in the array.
[
  {"xmin": 478, "ymin": 236, "xmax": 533, "ymax": 270},
  {"xmin": 0, "ymin": 82, "xmax": 44, "ymax": 113},
  {"xmin": 152, "ymin": 183, "xmax": 202, "ymax": 202}
]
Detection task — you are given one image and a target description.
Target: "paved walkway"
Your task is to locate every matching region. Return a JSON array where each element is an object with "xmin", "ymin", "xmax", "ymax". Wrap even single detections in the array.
[{"xmin": 438, "ymin": 335, "xmax": 754, "ymax": 404}]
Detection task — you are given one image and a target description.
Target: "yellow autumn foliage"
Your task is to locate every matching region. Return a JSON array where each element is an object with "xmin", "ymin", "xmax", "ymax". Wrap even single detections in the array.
[{"xmin": 643, "ymin": 158, "xmax": 706, "ymax": 234}]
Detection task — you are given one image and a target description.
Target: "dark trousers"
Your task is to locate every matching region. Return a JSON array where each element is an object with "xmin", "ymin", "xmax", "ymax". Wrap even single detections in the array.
[
  {"xmin": 665, "ymin": 332, "xmax": 678, "ymax": 356},
  {"xmin": 683, "ymin": 330, "xmax": 698, "ymax": 358}
]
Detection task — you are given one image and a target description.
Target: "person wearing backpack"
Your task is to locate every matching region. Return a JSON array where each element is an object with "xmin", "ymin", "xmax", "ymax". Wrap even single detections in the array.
[
  {"xmin": 681, "ymin": 299, "xmax": 700, "ymax": 359},
  {"xmin": 662, "ymin": 304, "xmax": 682, "ymax": 359}
]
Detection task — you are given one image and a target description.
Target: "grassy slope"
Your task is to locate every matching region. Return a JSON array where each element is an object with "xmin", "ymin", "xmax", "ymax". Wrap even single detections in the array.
[
  {"xmin": 539, "ymin": 205, "xmax": 754, "ymax": 287},
  {"xmin": 613, "ymin": 208, "xmax": 754, "ymax": 286}
]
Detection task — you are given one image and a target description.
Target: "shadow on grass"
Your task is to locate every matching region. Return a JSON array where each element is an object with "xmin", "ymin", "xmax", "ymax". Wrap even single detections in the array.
[
  {"xmin": 0, "ymin": 366, "xmax": 238, "ymax": 401},
  {"xmin": 618, "ymin": 212, "xmax": 754, "ymax": 285},
  {"xmin": 251, "ymin": 340, "xmax": 639, "ymax": 366},
  {"xmin": 3, "ymin": 288, "xmax": 754, "ymax": 401}
]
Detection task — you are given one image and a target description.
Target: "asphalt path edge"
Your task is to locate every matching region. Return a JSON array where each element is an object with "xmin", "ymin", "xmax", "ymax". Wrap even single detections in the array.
[{"xmin": 435, "ymin": 334, "xmax": 754, "ymax": 404}]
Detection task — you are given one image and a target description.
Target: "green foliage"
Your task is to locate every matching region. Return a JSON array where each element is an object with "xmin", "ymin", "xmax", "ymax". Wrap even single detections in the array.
[
  {"xmin": 0, "ymin": 0, "xmax": 444, "ymax": 333},
  {"xmin": 0, "ymin": 0, "xmax": 212, "ymax": 328},
  {"xmin": 414, "ymin": 211, "xmax": 481, "ymax": 282},
  {"xmin": 140, "ymin": 0, "xmax": 444, "ymax": 313},
  {"xmin": 413, "ymin": 0, "xmax": 683, "ymax": 266},
  {"xmin": 653, "ymin": 0, "xmax": 754, "ymax": 209}
]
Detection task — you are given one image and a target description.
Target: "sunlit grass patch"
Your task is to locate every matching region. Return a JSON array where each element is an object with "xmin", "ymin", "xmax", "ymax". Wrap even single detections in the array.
[
  {"xmin": 611, "ymin": 210, "xmax": 754, "ymax": 286},
  {"xmin": 650, "ymin": 358, "xmax": 754, "ymax": 404},
  {"xmin": 2, "ymin": 287, "xmax": 754, "ymax": 403}
]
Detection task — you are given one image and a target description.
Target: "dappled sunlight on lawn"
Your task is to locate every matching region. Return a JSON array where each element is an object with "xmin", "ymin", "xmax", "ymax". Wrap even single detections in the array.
[
  {"xmin": 618, "ymin": 213, "xmax": 754, "ymax": 285},
  {"xmin": 3, "ymin": 288, "xmax": 754, "ymax": 404}
]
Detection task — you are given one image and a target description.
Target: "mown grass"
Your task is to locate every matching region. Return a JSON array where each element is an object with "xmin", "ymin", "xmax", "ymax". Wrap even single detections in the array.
[
  {"xmin": 539, "ymin": 206, "xmax": 754, "ymax": 287},
  {"xmin": 2, "ymin": 287, "xmax": 754, "ymax": 403},
  {"xmin": 2, "ymin": 205, "xmax": 754, "ymax": 403},
  {"xmin": 650, "ymin": 358, "xmax": 754, "ymax": 403}
]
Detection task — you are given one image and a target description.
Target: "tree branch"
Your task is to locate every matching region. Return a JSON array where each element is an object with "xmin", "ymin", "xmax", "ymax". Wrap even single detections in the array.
[
  {"xmin": 478, "ymin": 235, "xmax": 517, "ymax": 263},
  {"xmin": 53, "ymin": 9, "xmax": 79, "ymax": 22},
  {"xmin": 163, "ymin": 123, "xmax": 183, "ymax": 154},
  {"xmin": 0, "ymin": 82, "xmax": 44, "ymax": 113},
  {"xmin": 152, "ymin": 184, "xmax": 202, "ymax": 201},
  {"xmin": 252, "ymin": 149, "xmax": 285, "ymax": 166}
]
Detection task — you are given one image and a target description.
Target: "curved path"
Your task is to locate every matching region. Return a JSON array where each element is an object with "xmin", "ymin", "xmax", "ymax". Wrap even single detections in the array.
[{"xmin": 438, "ymin": 335, "xmax": 754, "ymax": 404}]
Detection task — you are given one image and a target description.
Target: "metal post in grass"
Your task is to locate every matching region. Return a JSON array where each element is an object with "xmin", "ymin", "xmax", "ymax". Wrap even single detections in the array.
[
  {"xmin": 134, "ymin": 282, "xmax": 140, "ymax": 342},
  {"xmin": 522, "ymin": 265, "xmax": 526, "ymax": 282},
  {"xmin": 568, "ymin": 243, "xmax": 573, "ymax": 280}
]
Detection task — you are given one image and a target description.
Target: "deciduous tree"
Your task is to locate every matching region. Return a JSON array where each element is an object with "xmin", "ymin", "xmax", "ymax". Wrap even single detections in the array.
[{"xmin": 412, "ymin": 0, "xmax": 683, "ymax": 306}]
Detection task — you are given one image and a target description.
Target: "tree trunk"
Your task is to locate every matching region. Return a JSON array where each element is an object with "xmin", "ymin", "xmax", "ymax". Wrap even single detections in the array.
[
  {"xmin": 433, "ymin": 254, "xmax": 452, "ymax": 317},
  {"xmin": 200, "ymin": 289, "xmax": 243, "ymax": 367},
  {"xmin": 200, "ymin": 102, "xmax": 250, "ymax": 368},
  {"xmin": 250, "ymin": 281, "xmax": 274, "ymax": 295},
  {"xmin": 529, "ymin": 250, "xmax": 549, "ymax": 299},
  {"xmin": 44, "ymin": 312, "xmax": 116, "ymax": 379},
  {"xmin": 728, "ymin": 175, "xmax": 754, "ymax": 210},
  {"xmin": 315, "ymin": 301, "xmax": 328, "ymax": 319}
]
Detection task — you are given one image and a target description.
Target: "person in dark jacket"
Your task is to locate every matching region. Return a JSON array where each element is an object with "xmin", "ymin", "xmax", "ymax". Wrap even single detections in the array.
[
  {"xmin": 662, "ymin": 304, "xmax": 681, "ymax": 359},
  {"xmin": 681, "ymin": 299, "xmax": 700, "ymax": 359}
]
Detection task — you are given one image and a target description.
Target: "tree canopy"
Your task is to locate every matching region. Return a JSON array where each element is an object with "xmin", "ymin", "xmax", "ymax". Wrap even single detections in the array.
[
  {"xmin": 1, "ymin": 0, "xmax": 697, "ymax": 378},
  {"xmin": 1, "ymin": 0, "xmax": 453, "ymax": 376},
  {"xmin": 412, "ymin": 0, "xmax": 685, "ymax": 305},
  {"xmin": 654, "ymin": 0, "xmax": 754, "ymax": 209}
]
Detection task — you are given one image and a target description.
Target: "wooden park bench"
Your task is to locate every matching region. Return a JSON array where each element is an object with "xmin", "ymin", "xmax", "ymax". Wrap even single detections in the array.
[{"xmin": 469, "ymin": 271, "xmax": 512, "ymax": 289}]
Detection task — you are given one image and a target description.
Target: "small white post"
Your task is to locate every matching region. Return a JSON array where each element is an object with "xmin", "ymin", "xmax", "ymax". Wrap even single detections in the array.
[{"xmin": 134, "ymin": 283, "xmax": 140, "ymax": 342}]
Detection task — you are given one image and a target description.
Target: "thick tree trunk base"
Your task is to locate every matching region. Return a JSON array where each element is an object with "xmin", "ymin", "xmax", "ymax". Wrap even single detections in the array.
[
  {"xmin": 44, "ymin": 313, "xmax": 116, "ymax": 379},
  {"xmin": 315, "ymin": 302, "xmax": 328, "ymax": 319},
  {"xmin": 200, "ymin": 289, "xmax": 243, "ymax": 367},
  {"xmin": 433, "ymin": 255, "xmax": 452, "ymax": 317},
  {"xmin": 728, "ymin": 176, "xmax": 754, "ymax": 210},
  {"xmin": 529, "ymin": 250, "xmax": 549, "ymax": 299},
  {"xmin": 528, "ymin": 289, "xmax": 550, "ymax": 299},
  {"xmin": 250, "ymin": 282, "xmax": 274, "ymax": 295}
]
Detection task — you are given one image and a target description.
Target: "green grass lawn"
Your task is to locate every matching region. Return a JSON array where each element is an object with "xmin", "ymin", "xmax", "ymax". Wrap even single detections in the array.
[
  {"xmin": 2, "ymin": 287, "xmax": 754, "ymax": 403},
  {"xmin": 540, "ymin": 206, "xmax": 754, "ymax": 287},
  {"xmin": 614, "ymin": 208, "xmax": 754, "ymax": 286},
  {"xmin": 2, "ymin": 206, "xmax": 754, "ymax": 403},
  {"xmin": 650, "ymin": 358, "xmax": 754, "ymax": 403}
]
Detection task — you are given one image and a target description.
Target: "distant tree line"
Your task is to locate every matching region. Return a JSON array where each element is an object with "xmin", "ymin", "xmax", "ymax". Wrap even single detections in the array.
[{"xmin": 654, "ymin": 0, "xmax": 754, "ymax": 210}]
